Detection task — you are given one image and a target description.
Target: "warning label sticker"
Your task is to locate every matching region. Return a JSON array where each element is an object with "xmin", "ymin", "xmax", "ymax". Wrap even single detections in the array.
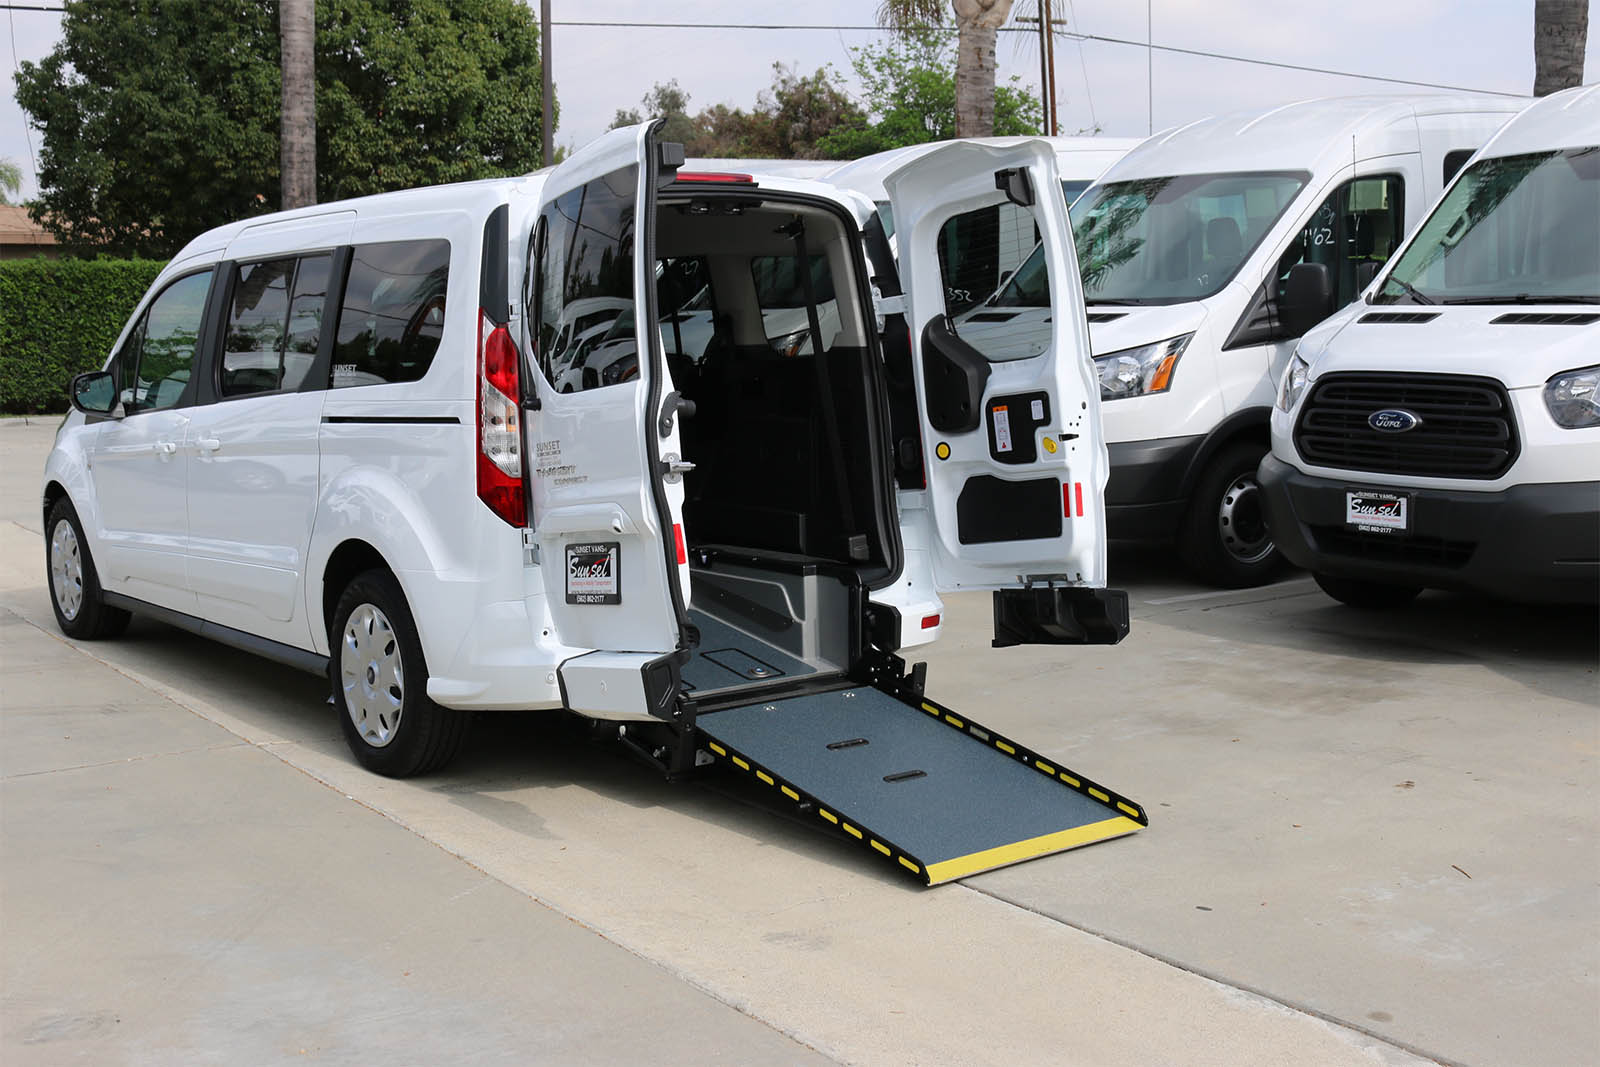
[
  {"xmin": 565, "ymin": 542, "xmax": 621, "ymax": 604},
  {"xmin": 993, "ymin": 405, "xmax": 1013, "ymax": 453}
]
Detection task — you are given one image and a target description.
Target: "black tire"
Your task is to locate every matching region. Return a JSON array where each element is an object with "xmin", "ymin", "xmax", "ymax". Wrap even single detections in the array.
[
  {"xmin": 45, "ymin": 497, "xmax": 131, "ymax": 640},
  {"xmin": 330, "ymin": 569, "xmax": 466, "ymax": 777},
  {"xmin": 1179, "ymin": 442, "xmax": 1285, "ymax": 588},
  {"xmin": 1313, "ymin": 572, "xmax": 1423, "ymax": 610}
]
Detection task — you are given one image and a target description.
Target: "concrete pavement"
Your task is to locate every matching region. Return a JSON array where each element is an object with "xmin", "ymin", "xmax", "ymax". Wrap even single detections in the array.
[{"xmin": 5, "ymin": 416, "xmax": 1594, "ymax": 1065}]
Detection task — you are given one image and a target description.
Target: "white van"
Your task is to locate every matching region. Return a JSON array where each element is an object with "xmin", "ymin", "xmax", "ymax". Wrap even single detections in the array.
[
  {"xmin": 1260, "ymin": 86, "xmax": 1600, "ymax": 607},
  {"xmin": 42, "ymin": 126, "xmax": 1145, "ymax": 883},
  {"xmin": 1065, "ymin": 96, "xmax": 1523, "ymax": 585}
]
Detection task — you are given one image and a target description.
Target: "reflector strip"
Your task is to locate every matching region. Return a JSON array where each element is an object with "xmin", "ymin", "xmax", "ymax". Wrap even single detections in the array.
[
  {"xmin": 922, "ymin": 816, "xmax": 1143, "ymax": 883},
  {"xmin": 673, "ymin": 523, "xmax": 688, "ymax": 565},
  {"xmin": 1075, "ymin": 482, "xmax": 1085, "ymax": 517},
  {"xmin": 921, "ymin": 614, "xmax": 940, "ymax": 629}
]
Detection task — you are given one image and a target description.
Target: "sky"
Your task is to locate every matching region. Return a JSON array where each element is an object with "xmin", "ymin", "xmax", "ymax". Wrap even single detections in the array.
[{"xmin": 3, "ymin": 0, "xmax": 1598, "ymax": 202}]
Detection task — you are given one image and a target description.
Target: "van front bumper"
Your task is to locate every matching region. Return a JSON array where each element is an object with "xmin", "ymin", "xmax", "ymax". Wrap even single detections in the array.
[
  {"xmin": 1258, "ymin": 455, "xmax": 1600, "ymax": 604},
  {"xmin": 1105, "ymin": 435, "xmax": 1203, "ymax": 542}
]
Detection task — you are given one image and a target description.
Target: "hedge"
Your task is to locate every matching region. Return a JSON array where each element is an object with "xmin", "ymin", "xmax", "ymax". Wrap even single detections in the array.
[{"xmin": 0, "ymin": 257, "xmax": 167, "ymax": 414}]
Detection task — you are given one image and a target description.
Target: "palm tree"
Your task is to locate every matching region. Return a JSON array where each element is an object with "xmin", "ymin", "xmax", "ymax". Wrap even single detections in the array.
[
  {"xmin": 877, "ymin": 1, "xmax": 1018, "ymax": 138},
  {"xmin": 1533, "ymin": 0, "xmax": 1588, "ymax": 96},
  {"xmin": 280, "ymin": 0, "xmax": 317, "ymax": 208},
  {"xmin": 0, "ymin": 158, "xmax": 21, "ymax": 206}
]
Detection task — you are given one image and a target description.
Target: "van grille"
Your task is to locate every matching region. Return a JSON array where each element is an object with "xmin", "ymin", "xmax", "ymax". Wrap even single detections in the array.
[{"xmin": 1293, "ymin": 372, "xmax": 1518, "ymax": 480}]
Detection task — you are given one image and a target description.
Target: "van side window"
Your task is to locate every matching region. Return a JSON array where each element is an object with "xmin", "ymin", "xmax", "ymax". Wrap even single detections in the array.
[
  {"xmin": 531, "ymin": 166, "xmax": 639, "ymax": 393},
  {"xmin": 658, "ymin": 256, "xmax": 716, "ymax": 364},
  {"xmin": 751, "ymin": 254, "xmax": 838, "ymax": 356},
  {"xmin": 222, "ymin": 255, "xmax": 333, "ymax": 397},
  {"xmin": 1273, "ymin": 174, "xmax": 1403, "ymax": 324},
  {"xmin": 935, "ymin": 200, "xmax": 1053, "ymax": 363},
  {"xmin": 120, "ymin": 269, "xmax": 214, "ymax": 414},
  {"xmin": 330, "ymin": 239, "xmax": 450, "ymax": 389}
]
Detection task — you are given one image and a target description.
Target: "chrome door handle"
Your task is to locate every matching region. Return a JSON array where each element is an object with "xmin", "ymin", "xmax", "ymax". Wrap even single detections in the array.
[{"xmin": 197, "ymin": 437, "xmax": 221, "ymax": 453}]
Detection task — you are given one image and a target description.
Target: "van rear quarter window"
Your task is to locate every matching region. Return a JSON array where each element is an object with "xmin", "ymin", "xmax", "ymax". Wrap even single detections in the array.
[{"xmin": 330, "ymin": 239, "xmax": 450, "ymax": 388}]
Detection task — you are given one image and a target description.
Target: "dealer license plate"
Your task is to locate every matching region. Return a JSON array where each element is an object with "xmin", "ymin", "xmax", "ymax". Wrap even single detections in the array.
[
  {"xmin": 565, "ymin": 541, "xmax": 621, "ymax": 604},
  {"xmin": 1345, "ymin": 490, "xmax": 1409, "ymax": 535}
]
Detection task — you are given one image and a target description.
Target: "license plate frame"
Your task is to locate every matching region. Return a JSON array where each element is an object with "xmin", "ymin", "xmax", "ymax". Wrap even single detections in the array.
[
  {"xmin": 1344, "ymin": 489, "xmax": 1410, "ymax": 536},
  {"xmin": 565, "ymin": 541, "xmax": 622, "ymax": 604}
]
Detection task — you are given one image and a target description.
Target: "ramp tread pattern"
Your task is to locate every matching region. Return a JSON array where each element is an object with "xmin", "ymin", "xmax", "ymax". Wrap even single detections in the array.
[{"xmin": 699, "ymin": 684, "xmax": 1146, "ymax": 885}]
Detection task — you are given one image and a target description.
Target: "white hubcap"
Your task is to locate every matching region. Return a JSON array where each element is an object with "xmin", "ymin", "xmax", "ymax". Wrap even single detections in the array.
[
  {"xmin": 50, "ymin": 519, "xmax": 84, "ymax": 622},
  {"xmin": 340, "ymin": 603, "xmax": 404, "ymax": 747}
]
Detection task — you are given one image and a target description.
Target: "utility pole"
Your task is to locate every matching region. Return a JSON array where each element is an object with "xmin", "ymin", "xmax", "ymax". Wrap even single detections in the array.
[
  {"xmin": 1018, "ymin": 7, "xmax": 1068, "ymax": 136},
  {"xmin": 541, "ymin": 0, "xmax": 553, "ymax": 167}
]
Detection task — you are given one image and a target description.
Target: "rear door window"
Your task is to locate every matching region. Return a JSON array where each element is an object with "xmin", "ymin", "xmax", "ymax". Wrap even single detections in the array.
[
  {"xmin": 221, "ymin": 254, "xmax": 332, "ymax": 397},
  {"xmin": 331, "ymin": 239, "xmax": 450, "ymax": 388}
]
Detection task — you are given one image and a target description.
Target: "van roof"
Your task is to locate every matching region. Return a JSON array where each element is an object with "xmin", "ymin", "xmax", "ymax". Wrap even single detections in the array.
[
  {"xmin": 1475, "ymin": 84, "xmax": 1600, "ymax": 158},
  {"xmin": 168, "ymin": 173, "xmax": 538, "ymax": 266},
  {"xmin": 826, "ymin": 135, "xmax": 1144, "ymax": 201},
  {"xmin": 1101, "ymin": 94, "xmax": 1525, "ymax": 181}
]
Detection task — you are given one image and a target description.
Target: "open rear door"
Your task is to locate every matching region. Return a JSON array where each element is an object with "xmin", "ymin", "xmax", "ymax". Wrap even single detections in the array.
[
  {"xmin": 524, "ymin": 122, "xmax": 693, "ymax": 717},
  {"xmin": 884, "ymin": 141, "xmax": 1127, "ymax": 646}
]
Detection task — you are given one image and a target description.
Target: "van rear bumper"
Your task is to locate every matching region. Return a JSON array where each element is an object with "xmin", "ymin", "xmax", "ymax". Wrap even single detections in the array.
[
  {"xmin": 1105, "ymin": 435, "xmax": 1203, "ymax": 542},
  {"xmin": 1258, "ymin": 455, "xmax": 1600, "ymax": 604}
]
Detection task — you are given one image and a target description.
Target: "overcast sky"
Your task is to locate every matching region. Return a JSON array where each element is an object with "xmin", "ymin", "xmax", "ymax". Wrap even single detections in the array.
[{"xmin": 3, "ymin": 1, "xmax": 1598, "ymax": 203}]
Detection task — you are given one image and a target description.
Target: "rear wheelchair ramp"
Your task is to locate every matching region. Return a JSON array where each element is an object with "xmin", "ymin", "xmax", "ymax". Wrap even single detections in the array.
[{"xmin": 696, "ymin": 685, "xmax": 1145, "ymax": 885}]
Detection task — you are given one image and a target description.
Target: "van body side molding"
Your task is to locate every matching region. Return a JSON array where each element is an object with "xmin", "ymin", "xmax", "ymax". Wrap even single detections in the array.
[{"xmin": 100, "ymin": 591, "xmax": 329, "ymax": 675}]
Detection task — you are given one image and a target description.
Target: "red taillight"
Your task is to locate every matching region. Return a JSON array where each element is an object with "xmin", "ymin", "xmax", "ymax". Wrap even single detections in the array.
[
  {"xmin": 477, "ymin": 310, "xmax": 525, "ymax": 527},
  {"xmin": 673, "ymin": 171, "xmax": 755, "ymax": 184}
]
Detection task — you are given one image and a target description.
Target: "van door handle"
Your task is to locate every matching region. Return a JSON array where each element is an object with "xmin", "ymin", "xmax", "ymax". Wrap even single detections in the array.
[
  {"xmin": 156, "ymin": 440, "xmax": 178, "ymax": 458},
  {"xmin": 196, "ymin": 437, "xmax": 222, "ymax": 453}
]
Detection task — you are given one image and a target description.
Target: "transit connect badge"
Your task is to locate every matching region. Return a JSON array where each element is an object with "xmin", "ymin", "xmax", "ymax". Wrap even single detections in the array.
[{"xmin": 1368, "ymin": 408, "xmax": 1422, "ymax": 433}]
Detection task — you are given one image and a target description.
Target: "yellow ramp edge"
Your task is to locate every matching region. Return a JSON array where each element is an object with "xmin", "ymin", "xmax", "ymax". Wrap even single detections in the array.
[{"xmin": 921, "ymin": 815, "xmax": 1143, "ymax": 885}]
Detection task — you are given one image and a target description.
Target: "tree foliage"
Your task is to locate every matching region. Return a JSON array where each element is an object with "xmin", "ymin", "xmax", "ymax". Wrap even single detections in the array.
[
  {"xmin": 817, "ymin": 30, "xmax": 1041, "ymax": 157},
  {"xmin": 0, "ymin": 158, "xmax": 21, "ymax": 205},
  {"xmin": 610, "ymin": 68, "xmax": 865, "ymax": 160},
  {"xmin": 14, "ymin": 0, "xmax": 554, "ymax": 257}
]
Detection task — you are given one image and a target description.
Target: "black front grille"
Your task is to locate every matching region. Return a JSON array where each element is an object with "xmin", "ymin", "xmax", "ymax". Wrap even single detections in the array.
[
  {"xmin": 1293, "ymin": 372, "xmax": 1518, "ymax": 479},
  {"xmin": 1309, "ymin": 526, "xmax": 1475, "ymax": 569}
]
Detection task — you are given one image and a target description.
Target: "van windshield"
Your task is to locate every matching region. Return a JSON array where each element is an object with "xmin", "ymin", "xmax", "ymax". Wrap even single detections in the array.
[
  {"xmin": 1375, "ymin": 147, "xmax": 1600, "ymax": 306},
  {"xmin": 1070, "ymin": 171, "xmax": 1307, "ymax": 304}
]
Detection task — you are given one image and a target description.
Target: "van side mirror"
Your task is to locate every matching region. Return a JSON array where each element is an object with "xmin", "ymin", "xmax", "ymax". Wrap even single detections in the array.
[
  {"xmin": 70, "ymin": 370, "xmax": 120, "ymax": 417},
  {"xmin": 1354, "ymin": 261, "xmax": 1380, "ymax": 294},
  {"xmin": 1279, "ymin": 262, "xmax": 1335, "ymax": 337}
]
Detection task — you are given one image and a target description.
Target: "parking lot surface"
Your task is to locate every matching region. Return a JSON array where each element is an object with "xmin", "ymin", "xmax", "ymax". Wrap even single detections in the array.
[{"xmin": 4, "ymin": 417, "xmax": 1595, "ymax": 1065}]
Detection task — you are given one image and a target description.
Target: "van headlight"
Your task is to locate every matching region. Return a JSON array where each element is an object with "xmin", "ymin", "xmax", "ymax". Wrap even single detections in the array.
[
  {"xmin": 1277, "ymin": 351, "xmax": 1311, "ymax": 412},
  {"xmin": 1544, "ymin": 365, "xmax": 1600, "ymax": 429},
  {"xmin": 1094, "ymin": 333, "xmax": 1193, "ymax": 400}
]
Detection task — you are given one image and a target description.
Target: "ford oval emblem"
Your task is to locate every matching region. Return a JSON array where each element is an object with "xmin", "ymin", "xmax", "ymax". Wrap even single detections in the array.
[{"xmin": 1368, "ymin": 409, "xmax": 1422, "ymax": 433}]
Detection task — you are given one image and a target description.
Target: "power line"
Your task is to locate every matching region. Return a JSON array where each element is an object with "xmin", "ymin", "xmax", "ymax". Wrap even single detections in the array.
[
  {"xmin": 546, "ymin": 19, "xmax": 1525, "ymax": 99},
  {"xmin": 8, "ymin": 4, "xmax": 39, "ymax": 184}
]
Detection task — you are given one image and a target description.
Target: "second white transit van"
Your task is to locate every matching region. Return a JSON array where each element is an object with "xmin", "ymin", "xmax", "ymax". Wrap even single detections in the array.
[{"xmin": 1063, "ymin": 96, "xmax": 1523, "ymax": 584}]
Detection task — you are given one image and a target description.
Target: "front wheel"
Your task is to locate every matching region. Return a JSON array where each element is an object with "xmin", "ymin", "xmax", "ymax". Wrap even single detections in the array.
[
  {"xmin": 45, "ymin": 498, "xmax": 130, "ymax": 640},
  {"xmin": 1179, "ymin": 442, "xmax": 1285, "ymax": 588},
  {"xmin": 331, "ymin": 569, "xmax": 466, "ymax": 777},
  {"xmin": 1313, "ymin": 572, "xmax": 1423, "ymax": 610}
]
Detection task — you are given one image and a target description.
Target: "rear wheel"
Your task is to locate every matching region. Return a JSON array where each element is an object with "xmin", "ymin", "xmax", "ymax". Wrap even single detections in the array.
[
  {"xmin": 331, "ymin": 569, "xmax": 466, "ymax": 777},
  {"xmin": 1179, "ymin": 442, "xmax": 1284, "ymax": 588},
  {"xmin": 45, "ymin": 498, "xmax": 130, "ymax": 640},
  {"xmin": 1313, "ymin": 572, "xmax": 1422, "ymax": 610}
]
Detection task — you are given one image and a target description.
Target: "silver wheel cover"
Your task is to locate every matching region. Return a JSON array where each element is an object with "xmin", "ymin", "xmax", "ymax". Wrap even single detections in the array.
[
  {"xmin": 340, "ymin": 603, "xmax": 405, "ymax": 748},
  {"xmin": 50, "ymin": 519, "xmax": 84, "ymax": 622},
  {"xmin": 1216, "ymin": 472, "xmax": 1274, "ymax": 566}
]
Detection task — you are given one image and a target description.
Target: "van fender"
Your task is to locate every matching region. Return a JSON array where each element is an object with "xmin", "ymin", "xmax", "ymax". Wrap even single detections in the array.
[
  {"xmin": 1176, "ymin": 406, "xmax": 1272, "ymax": 495},
  {"xmin": 41, "ymin": 429, "xmax": 104, "ymax": 553},
  {"xmin": 303, "ymin": 463, "xmax": 475, "ymax": 660}
]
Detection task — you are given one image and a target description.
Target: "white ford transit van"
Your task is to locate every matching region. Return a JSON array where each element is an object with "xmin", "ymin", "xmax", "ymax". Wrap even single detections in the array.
[
  {"xmin": 1260, "ymin": 86, "xmax": 1600, "ymax": 607},
  {"xmin": 1064, "ymin": 96, "xmax": 1522, "ymax": 585},
  {"xmin": 42, "ymin": 124, "xmax": 1145, "ymax": 883}
]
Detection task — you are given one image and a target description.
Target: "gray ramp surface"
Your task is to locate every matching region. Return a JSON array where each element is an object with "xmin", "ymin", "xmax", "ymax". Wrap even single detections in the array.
[{"xmin": 698, "ymin": 686, "xmax": 1134, "ymax": 881}]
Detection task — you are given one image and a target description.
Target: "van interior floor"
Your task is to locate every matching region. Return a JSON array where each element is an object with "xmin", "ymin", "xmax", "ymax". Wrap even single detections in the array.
[{"xmin": 680, "ymin": 608, "xmax": 828, "ymax": 698}]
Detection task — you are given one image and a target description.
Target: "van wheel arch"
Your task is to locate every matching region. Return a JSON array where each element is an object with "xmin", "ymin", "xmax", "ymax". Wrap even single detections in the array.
[
  {"xmin": 1176, "ymin": 408, "xmax": 1272, "ymax": 499},
  {"xmin": 1177, "ymin": 410, "xmax": 1283, "ymax": 588},
  {"xmin": 42, "ymin": 481, "xmax": 69, "ymax": 530},
  {"xmin": 321, "ymin": 540, "xmax": 394, "ymax": 639}
]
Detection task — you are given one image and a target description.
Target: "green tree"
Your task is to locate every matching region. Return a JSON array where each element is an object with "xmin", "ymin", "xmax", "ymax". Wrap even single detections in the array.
[
  {"xmin": 690, "ymin": 65, "xmax": 864, "ymax": 159},
  {"xmin": 877, "ymin": 0, "xmax": 1017, "ymax": 138},
  {"xmin": 15, "ymin": 0, "xmax": 554, "ymax": 257},
  {"xmin": 817, "ymin": 30, "xmax": 1041, "ymax": 158},
  {"xmin": 0, "ymin": 158, "xmax": 21, "ymax": 205},
  {"xmin": 609, "ymin": 81, "xmax": 698, "ymax": 146}
]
